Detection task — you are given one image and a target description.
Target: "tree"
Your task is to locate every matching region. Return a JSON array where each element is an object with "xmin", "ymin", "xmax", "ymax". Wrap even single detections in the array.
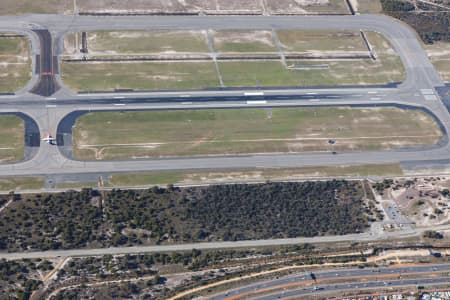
[{"xmin": 423, "ymin": 230, "xmax": 443, "ymax": 239}]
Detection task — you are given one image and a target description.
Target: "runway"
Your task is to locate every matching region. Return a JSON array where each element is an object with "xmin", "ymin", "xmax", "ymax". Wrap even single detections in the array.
[
  {"xmin": 29, "ymin": 30, "xmax": 59, "ymax": 97},
  {"xmin": 0, "ymin": 13, "xmax": 447, "ymax": 181}
]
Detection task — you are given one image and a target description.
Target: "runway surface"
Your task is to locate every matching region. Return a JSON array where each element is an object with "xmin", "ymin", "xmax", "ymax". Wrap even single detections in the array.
[
  {"xmin": 29, "ymin": 30, "xmax": 59, "ymax": 96},
  {"xmin": 0, "ymin": 13, "xmax": 446, "ymax": 186}
]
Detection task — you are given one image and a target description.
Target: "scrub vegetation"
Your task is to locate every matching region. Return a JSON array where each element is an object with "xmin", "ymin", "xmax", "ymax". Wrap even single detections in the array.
[{"xmin": 0, "ymin": 181, "xmax": 371, "ymax": 251}]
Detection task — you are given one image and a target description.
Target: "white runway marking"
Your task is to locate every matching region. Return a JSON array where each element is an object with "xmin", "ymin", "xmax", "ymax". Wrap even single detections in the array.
[
  {"xmin": 246, "ymin": 100, "xmax": 267, "ymax": 104},
  {"xmin": 244, "ymin": 92, "xmax": 264, "ymax": 96}
]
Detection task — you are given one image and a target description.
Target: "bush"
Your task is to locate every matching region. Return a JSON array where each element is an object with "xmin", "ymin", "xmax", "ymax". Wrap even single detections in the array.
[
  {"xmin": 380, "ymin": 0, "xmax": 415, "ymax": 11},
  {"xmin": 423, "ymin": 230, "xmax": 444, "ymax": 239}
]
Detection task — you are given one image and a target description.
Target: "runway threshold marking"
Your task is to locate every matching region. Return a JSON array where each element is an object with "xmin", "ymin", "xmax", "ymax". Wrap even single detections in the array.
[
  {"xmin": 247, "ymin": 100, "xmax": 267, "ymax": 104},
  {"xmin": 45, "ymin": 105, "xmax": 57, "ymax": 108},
  {"xmin": 113, "ymin": 103, "xmax": 126, "ymax": 106},
  {"xmin": 371, "ymin": 97, "xmax": 381, "ymax": 100},
  {"xmin": 244, "ymin": 92, "xmax": 265, "ymax": 96},
  {"xmin": 113, "ymin": 96, "xmax": 125, "ymax": 99}
]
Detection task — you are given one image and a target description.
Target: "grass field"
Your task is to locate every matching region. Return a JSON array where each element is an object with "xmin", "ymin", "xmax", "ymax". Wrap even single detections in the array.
[
  {"xmin": 277, "ymin": 30, "xmax": 367, "ymax": 53},
  {"xmin": 84, "ymin": 30, "xmax": 209, "ymax": 54},
  {"xmin": 0, "ymin": 35, "xmax": 31, "ymax": 93},
  {"xmin": 0, "ymin": 0, "xmax": 350, "ymax": 15},
  {"xmin": 0, "ymin": 0, "xmax": 69, "ymax": 14},
  {"xmin": 212, "ymin": 30, "xmax": 278, "ymax": 53},
  {"xmin": 425, "ymin": 42, "xmax": 450, "ymax": 82},
  {"xmin": 62, "ymin": 29, "xmax": 404, "ymax": 91},
  {"xmin": 220, "ymin": 56, "xmax": 404, "ymax": 87},
  {"xmin": 61, "ymin": 61, "xmax": 219, "ymax": 91},
  {"xmin": 279, "ymin": 31, "xmax": 405, "ymax": 86},
  {"xmin": 286, "ymin": 57, "xmax": 404, "ymax": 86},
  {"xmin": 109, "ymin": 164, "xmax": 403, "ymax": 187},
  {"xmin": 354, "ymin": 0, "xmax": 382, "ymax": 13},
  {"xmin": 219, "ymin": 61, "xmax": 302, "ymax": 86},
  {"xmin": 0, "ymin": 177, "xmax": 44, "ymax": 191},
  {"xmin": 0, "ymin": 115, "xmax": 24, "ymax": 162},
  {"xmin": 72, "ymin": 107, "xmax": 441, "ymax": 160},
  {"xmin": 266, "ymin": 0, "xmax": 349, "ymax": 14}
]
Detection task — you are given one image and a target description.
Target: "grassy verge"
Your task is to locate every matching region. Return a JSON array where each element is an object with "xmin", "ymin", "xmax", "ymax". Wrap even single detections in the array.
[
  {"xmin": 109, "ymin": 164, "xmax": 403, "ymax": 187},
  {"xmin": 61, "ymin": 61, "xmax": 220, "ymax": 91},
  {"xmin": 0, "ymin": 177, "xmax": 44, "ymax": 191},
  {"xmin": 0, "ymin": 115, "xmax": 24, "ymax": 162},
  {"xmin": 73, "ymin": 107, "xmax": 441, "ymax": 160},
  {"xmin": 0, "ymin": 35, "xmax": 31, "ymax": 93}
]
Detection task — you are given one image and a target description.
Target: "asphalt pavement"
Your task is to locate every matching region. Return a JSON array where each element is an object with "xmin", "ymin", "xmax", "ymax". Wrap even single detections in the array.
[
  {"xmin": 3, "ymin": 223, "xmax": 450, "ymax": 260},
  {"xmin": 209, "ymin": 263, "xmax": 450, "ymax": 300},
  {"xmin": 0, "ymin": 13, "xmax": 448, "ymax": 258}
]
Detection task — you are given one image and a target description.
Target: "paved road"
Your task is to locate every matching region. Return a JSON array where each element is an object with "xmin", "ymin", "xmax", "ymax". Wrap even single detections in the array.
[
  {"xmin": 249, "ymin": 277, "xmax": 450, "ymax": 299},
  {"xmin": 2, "ymin": 223, "xmax": 449, "ymax": 260},
  {"xmin": 209, "ymin": 263, "xmax": 450, "ymax": 299},
  {"xmin": 0, "ymin": 15, "xmax": 446, "ymax": 185}
]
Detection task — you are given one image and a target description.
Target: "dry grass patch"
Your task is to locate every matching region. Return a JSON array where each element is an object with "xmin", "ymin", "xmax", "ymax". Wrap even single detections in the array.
[
  {"xmin": 65, "ymin": 30, "xmax": 209, "ymax": 56},
  {"xmin": 265, "ymin": 0, "xmax": 350, "ymax": 14},
  {"xmin": 283, "ymin": 31, "xmax": 405, "ymax": 86},
  {"xmin": 425, "ymin": 42, "xmax": 450, "ymax": 82},
  {"xmin": 61, "ymin": 61, "xmax": 219, "ymax": 92},
  {"xmin": 0, "ymin": 177, "xmax": 44, "ymax": 191},
  {"xmin": 277, "ymin": 30, "xmax": 367, "ymax": 53},
  {"xmin": 354, "ymin": 0, "xmax": 382, "ymax": 13},
  {"xmin": 212, "ymin": 30, "xmax": 278, "ymax": 53},
  {"xmin": 76, "ymin": 0, "xmax": 262, "ymax": 14},
  {"xmin": 0, "ymin": 0, "xmax": 70, "ymax": 14},
  {"xmin": 0, "ymin": 115, "xmax": 24, "ymax": 162},
  {"xmin": 0, "ymin": 35, "xmax": 31, "ymax": 92}
]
